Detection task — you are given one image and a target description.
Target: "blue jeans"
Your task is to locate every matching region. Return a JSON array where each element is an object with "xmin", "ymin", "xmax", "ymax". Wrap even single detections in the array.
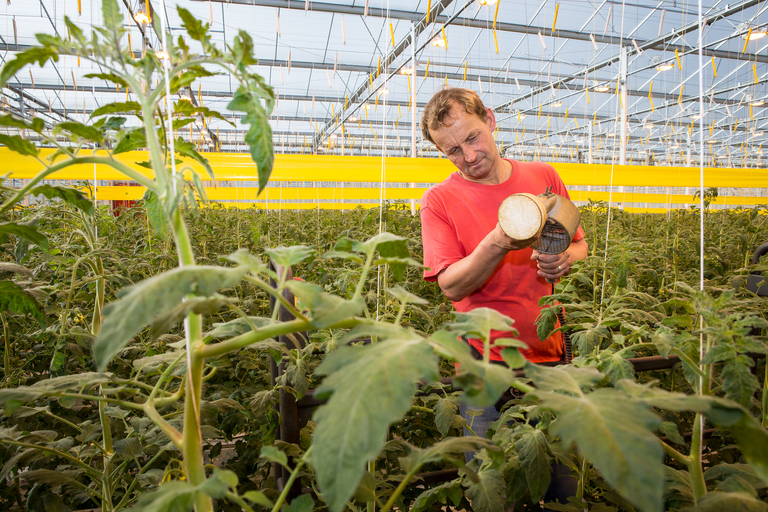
[{"xmin": 459, "ymin": 403, "xmax": 577, "ymax": 507}]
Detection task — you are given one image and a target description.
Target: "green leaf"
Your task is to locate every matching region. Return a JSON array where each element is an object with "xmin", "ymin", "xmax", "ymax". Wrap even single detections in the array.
[
  {"xmin": 101, "ymin": 0, "xmax": 122, "ymax": 32},
  {"xmin": 597, "ymin": 352, "xmax": 636, "ymax": 385},
  {"xmin": 231, "ymin": 31, "xmax": 259, "ymax": 69},
  {"xmin": 170, "ymin": 67, "xmax": 218, "ymax": 93},
  {"xmin": 266, "ymin": 245, "xmax": 317, "ymax": 268},
  {"xmin": 29, "ymin": 184, "xmax": 94, "ymax": 215},
  {"xmin": 386, "ymin": 285, "xmax": 428, "ymax": 305},
  {"xmin": 143, "ymin": 189, "xmax": 170, "ymax": 238},
  {"xmin": 259, "ymin": 445, "xmax": 289, "ymax": 468},
  {"xmin": 0, "ymin": 281, "xmax": 45, "ymax": 326},
  {"xmin": 0, "ymin": 134, "xmax": 39, "ymax": 157},
  {"xmin": 659, "ymin": 421, "xmax": 685, "ymax": 445},
  {"xmin": 228, "ymin": 84, "xmax": 274, "ymax": 193},
  {"xmin": 132, "ymin": 481, "xmax": 196, "ymax": 512},
  {"xmin": 114, "ymin": 437, "xmax": 144, "ymax": 459},
  {"xmin": 243, "ymin": 490, "xmax": 274, "ymax": 508},
  {"xmin": 411, "ymin": 479, "xmax": 463, "ymax": 512},
  {"xmin": 0, "ymin": 373, "xmax": 114, "ymax": 414},
  {"xmin": 312, "ymin": 337, "xmax": 439, "ymax": 512},
  {"xmin": 198, "ymin": 468, "xmax": 239, "ymax": 499},
  {"xmin": 114, "ymin": 128, "xmax": 147, "ymax": 154},
  {"xmin": 90, "ymin": 101, "xmax": 142, "ymax": 118},
  {"xmin": 448, "ymin": 307, "xmax": 516, "ymax": 343},
  {"xmin": 83, "ymin": 72, "xmax": 129, "ymax": 88},
  {"xmin": 285, "ymin": 280, "xmax": 365, "ymax": 329},
  {"xmin": 651, "ymin": 325, "xmax": 682, "ymax": 358},
  {"xmin": 175, "ymin": 138, "xmax": 215, "ymax": 181},
  {"xmin": 0, "ymin": 222, "xmax": 49, "ymax": 251},
  {"xmin": 205, "ymin": 316, "xmax": 272, "ymax": 339},
  {"xmin": 376, "ymin": 239, "xmax": 413, "ymax": 281},
  {"xmin": 536, "ymin": 306, "xmax": 558, "ymax": 341},
  {"xmin": 284, "ymin": 494, "xmax": 315, "ymax": 512},
  {"xmin": 151, "ymin": 294, "xmax": 230, "ymax": 340},
  {"xmin": 0, "ymin": 46, "xmax": 59, "ymax": 88},
  {"xmin": 17, "ymin": 469, "xmax": 82, "ymax": 486},
  {"xmin": 178, "ymin": 7, "xmax": 212, "ymax": 47},
  {"xmin": 721, "ymin": 356, "xmax": 759, "ymax": 407},
  {"xmin": 55, "ymin": 122, "xmax": 103, "ymax": 143},
  {"xmin": 524, "ymin": 362, "xmax": 603, "ymax": 396},
  {"xmin": 687, "ymin": 492, "xmax": 768, "ymax": 512},
  {"xmin": 500, "ymin": 347, "xmax": 526, "ymax": 369},
  {"xmin": 95, "ymin": 266, "xmax": 248, "ymax": 371},
  {"xmin": 322, "ymin": 250, "xmax": 364, "ymax": 264},
  {"xmin": 463, "ymin": 467, "xmax": 506, "ymax": 512},
  {"xmin": 0, "ymin": 113, "xmax": 44, "ymax": 133},
  {"xmin": 433, "ymin": 396, "xmax": 458, "ymax": 437},
  {"xmin": 0, "ymin": 262, "xmax": 33, "ymax": 278},
  {"xmin": 533, "ymin": 387, "xmax": 664, "ymax": 512},
  {"xmin": 701, "ymin": 343, "xmax": 737, "ymax": 365},
  {"xmin": 224, "ymin": 248, "xmax": 267, "ymax": 274},
  {"xmin": 705, "ymin": 464, "xmax": 767, "ymax": 489},
  {"xmin": 515, "ymin": 427, "xmax": 552, "ymax": 502},
  {"xmin": 399, "ymin": 437, "xmax": 500, "ymax": 475}
]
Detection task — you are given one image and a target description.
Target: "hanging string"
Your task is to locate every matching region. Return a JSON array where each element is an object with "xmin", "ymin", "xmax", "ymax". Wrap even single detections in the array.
[
  {"xmin": 158, "ymin": 0, "xmax": 178, "ymax": 194},
  {"xmin": 376, "ymin": 0, "xmax": 391, "ymax": 323}
]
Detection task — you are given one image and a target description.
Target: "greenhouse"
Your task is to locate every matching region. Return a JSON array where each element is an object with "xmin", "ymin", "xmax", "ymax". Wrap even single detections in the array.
[{"xmin": 0, "ymin": 0, "xmax": 767, "ymax": 511}]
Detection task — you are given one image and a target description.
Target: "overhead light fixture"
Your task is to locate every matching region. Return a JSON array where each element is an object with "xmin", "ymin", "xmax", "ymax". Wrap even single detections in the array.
[
  {"xmin": 378, "ymin": 88, "xmax": 389, "ymax": 95},
  {"xmin": 134, "ymin": 7, "xmax": 150, "ymax": 24},
  {"xmin": 750, "ymin": 100, "xmax": 765, "ymax": 107},
  {"xmin": 552, "ymin": 101, "xmax": 562, "ymax": 107},
  {"xmin": 519, "ymin": 114, "xmax": 527, "ymax": 120},
  {"xmin": 479, "ymin": 0, "xmax": 499, "ymax": 5},
  {"xmin": 709, "ymin": 140, "xmax": 717, "ymax": 143},
  {"xmin": 655, "ymin": 62, "xmax": 674, "ymax": 72},
  {"xmin": 400, "ymin": 67, "xmax": 413, "ymax": 75},
  {"xmin": 606, "ymin": 133, "xmax": 616, "ymax": 137},
  {"xmin": 155, "ymin": 49, "xmax": 169, "ymax": 60},
  {"xmin": 742, "ymin": 29, "xmax": 768, "ymax": 40},
  {"xmin": 691, "ymin": 114, "xmax": 702, "ymax": 120},
  {"xmin": 432, "ymin": 36, "xmax": 446, "ymax": 48},
  {"xmin": 754, "ymin": 131, "xmax": 764, "ymax": 136},
  {"xmin": 595, "ymin": 85, "xmax": 610, "ymax": 92},
  {"xmin": 349, "ymin": 116, "xmax": 358, "ymax": 122}
]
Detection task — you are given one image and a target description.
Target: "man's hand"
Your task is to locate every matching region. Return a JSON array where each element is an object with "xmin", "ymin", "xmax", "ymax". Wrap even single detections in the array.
[
  {"xmin": 489, "ymin": 223, "xmax": 539, "ymax": 252},
  {"xmin": 531, "ymin": 238, "xmax": 589, "ymax": 282},
  {"xmin": 531, "ymin": 250, "xmax": 571, "ymax": 282}
]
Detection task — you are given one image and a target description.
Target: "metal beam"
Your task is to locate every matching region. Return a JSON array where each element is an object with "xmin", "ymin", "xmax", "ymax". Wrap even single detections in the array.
[{"xmin": 195, "ymin": 0, "xmax": 768, "ymax": 63}]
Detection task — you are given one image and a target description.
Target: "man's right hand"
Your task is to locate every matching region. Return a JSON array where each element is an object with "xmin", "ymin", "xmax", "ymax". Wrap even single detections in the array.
[{"xmin": 488, "ymin": 223, "xmax": 539, "ymax": 252}]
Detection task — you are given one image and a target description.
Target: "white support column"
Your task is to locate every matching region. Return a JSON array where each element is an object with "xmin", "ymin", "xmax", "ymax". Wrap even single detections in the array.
[
  {"xmin": 410, "ymin": 21, "xmax": 418, "ymax": 216},
  {"xmin": 619, "ymin": 46, "xmax": 628, "ymax": 166}
]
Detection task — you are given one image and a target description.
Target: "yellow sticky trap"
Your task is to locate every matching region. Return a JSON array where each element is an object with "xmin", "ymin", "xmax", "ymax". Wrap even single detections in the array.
[
  {"xmin": 369, "ymin": 73, "xmax": 374, "ymax": 90},
  {"xmin": 395, "ymin": 118, "xmax": 399, "ymax": 129},
  {"xmin": 545, "ymin": 129, "xmax": 548, "ymax": 140},
  {"xmin": 493, "ymin": 0, "xmax": 501, "ymax": 30},
  {"xmin": 78, "ymin": 0, "xmax": 82, "ymax": 14},
  {"xmin": 522, "ymin": 127, "xmax": 526, "ymax": 137},
  {"xmin": 398, "ymin": 105, "xmax": 401, "ymax": 117},
  {"xmin": 494, "ymin": 30, "xmax": 499, "ymax": 53},
  {"xmin": 743, "ymin": 29, "xmax": 752, "ymax": 53},
  {"xmin": 735, "ymin": 118, "xmax": 738, "ymax": 130},
  {"xmin": 538, "ymin": 105, "xmax": 542, "ymax": 119},
  {"xmin": 711, "ymin": 57, "xmax": 717, "ymax": 77},
  {"xmin": 575, "ymin": 119, "xmax": 579, "ymax": 128},
  {"xmin": 442, "ymin": 27, "xmax": 447, "ymax": 49},
  {"xmin": 427, "ymin": 0, "xmax": 432, "ymax": 23},
  {"xmin": 677, "ymin": 86, "xmax": 683, "ymax": 105},
  {"xmin": 709, "ymin": 122, "xmax": 714, "ymax": 135},
  {"xmin": 650, "ymin": 98, "xmax": 654, "ymax": 111},
  {"xmin": 407, "ymin": 74, "xmax": 411, "ymax": 93},
  {"xmin": 675, "ymin": 49, "xmax": 682, "ymax": 70},
  {"xmin": 552, "ymin": 4, "xmax": 560, "ymax": 32},
  {"xmin": 753, "ymin": 63, "xmax": 759, "ymax": 84},
  {"xmin": 564, "ymin": 108, "xmax": 569, "ymax": 122},
  {"xmin": 516, "ymin": 132, "xmax": 519, "ymax": 143},
  {"xmin": 390, "ymin": 22, "xmax": 396, "ymax": 48},
  {"xmin": 77, "ymin": 56, "xmax": 80, "ymax": 66},
  {"xmin": 425, "ymin": 59, "xmax": 430, "ymax": 79},
  {"xmin": 332, "ymin": 104, "xmax": 335, "ymax": 117},
  {"xmin": 619, "ymin": 91, "xmax": 623, "ymax": 108},
  {"xmin": 445, "ymin": 75, "xmax": 448, "ymax": 87},
  {"xmin": 463, "ymin": 61, "xmax": 467, "ymax": 81},
  {"xmin": 365, "ymin": 104, "xmax": 368, "ymax": 118},
  {"xmin": 750, "ymin": 105, "xmax": 754, "ymax": 119},
  {"xmin": 345, "ymin": 95, "xmax": 348, "ymax": 110},
  {"xmin": 547, "ymin": 116, "xmax": 550, "ymax": 128},
  {"xmin": 377, "ymin": 56, "xmax": 381, "ymax": 77},
  {"xmin": 375, "ymin": 95, "xmax": 379, "ymax": 110},
  {"xmin": 358, "ymin": 118, "xmax": 361, "ymax": 129},
  {"xmin": 586, "ymin": 89, "xmax": 590, "ymax": 103}
]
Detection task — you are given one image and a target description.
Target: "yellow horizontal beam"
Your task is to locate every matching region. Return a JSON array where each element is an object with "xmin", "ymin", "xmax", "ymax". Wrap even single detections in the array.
[
  {"xmin": 87, "ymin": 186, "xmax": 766, "ymax": 206},
  {"xmin": 3, "ymin": 148, "xmax": 768, "ymax": 188}
]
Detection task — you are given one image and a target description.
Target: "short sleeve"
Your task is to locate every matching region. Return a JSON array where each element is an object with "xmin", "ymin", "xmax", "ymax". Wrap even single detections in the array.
[{"xmin": 420, "ymin": 191, "xmax": 465, "ymax": 281}]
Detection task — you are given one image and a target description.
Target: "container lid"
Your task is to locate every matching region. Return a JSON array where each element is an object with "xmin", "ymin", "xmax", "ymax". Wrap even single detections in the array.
[{"xmin": 498, "ymin": 193, "xmax": 546, "ymax": 241}]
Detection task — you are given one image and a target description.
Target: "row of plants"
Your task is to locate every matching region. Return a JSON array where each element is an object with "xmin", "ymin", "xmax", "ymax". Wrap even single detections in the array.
[{"xmin": 0, "ymin": 3, "xmax": 767, "ymax": 511}]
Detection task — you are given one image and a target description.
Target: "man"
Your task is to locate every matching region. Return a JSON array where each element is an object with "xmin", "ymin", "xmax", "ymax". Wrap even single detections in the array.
[{"xmin": 419, "ymin": 88, "xmax": 588, "ymax": 503}]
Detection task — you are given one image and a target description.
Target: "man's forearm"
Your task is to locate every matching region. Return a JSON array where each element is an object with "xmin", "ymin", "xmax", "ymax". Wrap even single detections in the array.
[{"xmin": 436, "ymin": 231, "xmax": 509, "ymax": 302}]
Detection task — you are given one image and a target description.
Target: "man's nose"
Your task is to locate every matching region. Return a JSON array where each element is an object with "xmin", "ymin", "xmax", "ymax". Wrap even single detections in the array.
[{"xmin": 464, "ymin": 146, "xmax": 477, "ymax": 162}]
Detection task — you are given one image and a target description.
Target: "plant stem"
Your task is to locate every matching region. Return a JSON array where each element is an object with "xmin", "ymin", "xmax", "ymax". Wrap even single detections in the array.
[
  {"xmin": 689, "ymin": 413, "xmax": 707, "ymax": 502},
  {"xmin": 225, "ymin": 492, "xmax": 255, "ymax": 512},
  {"xmin": 379, "ymin": 468, "xmax": 419, "ymax": 512},
  {"xmin": 270, "ymin": 445, "xmax": 313, "ymax": 512},
  {"xmin": 1, "ymin": 312, "xmax": 9, "ymax": 382}
]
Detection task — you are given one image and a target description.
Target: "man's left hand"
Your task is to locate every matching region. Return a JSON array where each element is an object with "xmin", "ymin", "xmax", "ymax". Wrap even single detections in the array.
[{"xmin": 531, "ymin": 249, "xmax": 571, "ymax": 281}]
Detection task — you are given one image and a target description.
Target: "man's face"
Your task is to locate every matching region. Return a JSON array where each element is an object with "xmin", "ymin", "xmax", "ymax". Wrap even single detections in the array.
[{"xmin": 429, "ymin": 104, "xmax": 501, "ymax": 183}]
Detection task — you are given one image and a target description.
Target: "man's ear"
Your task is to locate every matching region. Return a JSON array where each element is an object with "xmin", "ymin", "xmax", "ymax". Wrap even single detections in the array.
[{"xmin": 486, "ymin": 107, "xmax": 497, "ymax": 131}]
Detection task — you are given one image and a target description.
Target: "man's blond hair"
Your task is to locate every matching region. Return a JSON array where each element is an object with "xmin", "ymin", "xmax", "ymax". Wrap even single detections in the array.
[{"xmin": 420, "ymin": 88, "xmax": 488, "ymax": 145}]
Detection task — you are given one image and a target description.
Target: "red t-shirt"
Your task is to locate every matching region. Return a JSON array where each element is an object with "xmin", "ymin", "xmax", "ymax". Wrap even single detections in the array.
[{"xmin": 420, "ymin": 160, "xmax": 585, "ymax": 363}]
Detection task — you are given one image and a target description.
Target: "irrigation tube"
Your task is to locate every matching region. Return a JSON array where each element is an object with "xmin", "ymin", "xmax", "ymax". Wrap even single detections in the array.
[{"xmin": 697, "ymin": 0, "xmax": 706, "ymax": 463}]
